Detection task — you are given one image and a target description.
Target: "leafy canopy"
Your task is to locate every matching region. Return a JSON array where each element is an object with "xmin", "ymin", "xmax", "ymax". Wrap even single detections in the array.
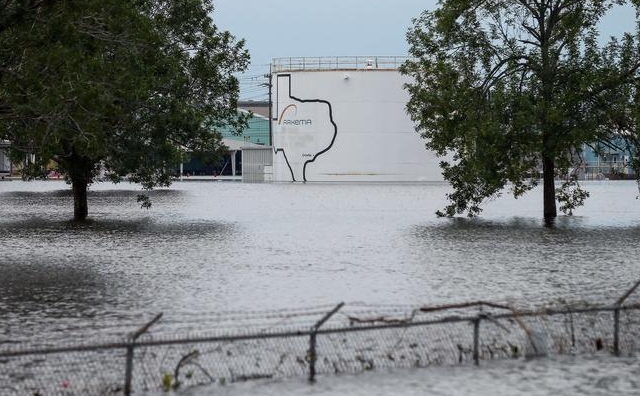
[
  {"xmin": 402, "ymin": 0, "xmax": 640, "ymax": 218},
  {"xmin": 0, "ymin": 0, "xmax": 249, "ymax": 217}
]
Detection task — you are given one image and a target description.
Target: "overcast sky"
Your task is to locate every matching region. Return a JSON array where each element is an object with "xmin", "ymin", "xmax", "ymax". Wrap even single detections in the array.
[{"xmin": 212, "ymin": 1, "xmax": 636, "ymax": 99}]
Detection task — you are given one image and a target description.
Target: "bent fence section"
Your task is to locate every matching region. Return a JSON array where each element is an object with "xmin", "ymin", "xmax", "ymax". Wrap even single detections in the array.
[{"xmin": 2, "ymin": 287, "xmax": 640, "ymax": 396}]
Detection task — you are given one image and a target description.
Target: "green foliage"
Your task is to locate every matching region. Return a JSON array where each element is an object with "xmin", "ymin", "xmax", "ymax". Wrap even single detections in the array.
[
  {"xmin": 556, "ymin": 176, "xmax": 590, "ymax": 215},
  {"xmin": 0, "ymin": 0, "xmax": 249, "ymax": 219},
  {"xmin": 403, "ymin": 0, "xmax": 640, "ymax": 220},
  {"xmin": 162, "ymin": 373, "xmax": 173, "ymax": 392},
  {"xmin": 137, "ymin": 194, "xmax": 152, "ymax": 210}
]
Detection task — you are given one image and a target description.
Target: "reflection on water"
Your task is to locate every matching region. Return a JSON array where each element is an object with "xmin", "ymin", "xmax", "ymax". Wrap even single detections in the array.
[
  {"xmin": 409, "ymin": 217, "xmax": 640, "ymax": 305},
  {"xmin": 1, "ymin": 180, "xmax": 640, "ymax": 344}
]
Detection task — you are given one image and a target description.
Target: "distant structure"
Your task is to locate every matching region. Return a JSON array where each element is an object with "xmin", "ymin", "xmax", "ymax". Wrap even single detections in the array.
[
  {"xmin": 238, "ymin": 100, "xmax": 269, "ymax": 119},
  {"xmin": 268, "ymin": 57, "xmax": 638, "ymax": 184},
  {"xmin": 179, "ymin": 107, "xmax": 269, "ymax": 178},
  {"xmin": 269, "ymin": 56, "xmax": 444, "ymax": 182},
  {"xmin": 579, "ymin": 141, "xmax": 636, "ymax": 180},
  {"xmin": 0, "ymin": 140, "xmax": 11, "ymax": 176}
]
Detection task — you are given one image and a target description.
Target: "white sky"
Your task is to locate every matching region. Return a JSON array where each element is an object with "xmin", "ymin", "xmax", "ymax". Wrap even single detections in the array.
[
  {"xmin": 212, "ymin": 0, "xmax": 636, "ymax": 100},
  {"xmin": 213, "ymin": 0, "xmax": 434, "ymax": 67}
]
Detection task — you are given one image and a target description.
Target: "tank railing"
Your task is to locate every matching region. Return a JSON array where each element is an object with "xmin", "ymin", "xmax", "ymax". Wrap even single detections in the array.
[{"xmin": 271, "ymin": 56, "xmax": 412, "ymax": 72}]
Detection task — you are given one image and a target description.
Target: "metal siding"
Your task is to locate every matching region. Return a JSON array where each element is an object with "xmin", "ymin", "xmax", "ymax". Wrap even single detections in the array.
[{"xmin": 242, "ymin": 148, "xmax": 273, "ymax": 183}]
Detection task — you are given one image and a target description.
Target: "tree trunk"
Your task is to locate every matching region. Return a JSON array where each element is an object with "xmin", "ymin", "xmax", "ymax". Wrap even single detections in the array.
[
  {"xmin": 72, "ymin": 176, "xmax": 89, "ymax": 221},
  {"xmin": 61, "ymin": 144, "xmax": 93, "ymax": 221},
  {"xmin": 542, "ymin": 154, "xmax": 557, "ymax": 224}
]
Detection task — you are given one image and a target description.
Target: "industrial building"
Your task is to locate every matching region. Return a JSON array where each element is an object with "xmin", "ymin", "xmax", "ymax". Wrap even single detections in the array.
[
  {"xmin": 268, "ymin": 56, "xmax": 444, "ymax": 182},
  {"xmin": 180, "ymin": 108, "xmax": 270, "ymax": 178}
]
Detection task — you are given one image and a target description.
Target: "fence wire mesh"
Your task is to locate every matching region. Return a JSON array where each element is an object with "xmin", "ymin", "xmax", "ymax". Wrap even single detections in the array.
[
  {"xmin": 2, "ymin": 291, "xmax": 640, "ymax": 396},
  {"xmin": 129, "ymin": 335, "xmax": 311, "ymax": 392},
  {"xmin": 1, "ymin": 348, "xmax": 126, "ymax": 396}
]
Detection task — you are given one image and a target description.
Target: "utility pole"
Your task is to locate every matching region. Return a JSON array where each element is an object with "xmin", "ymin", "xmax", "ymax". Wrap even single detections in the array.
[{"xmin": 263, "ymin": 68, "xmax": 273, "ymax": 147}]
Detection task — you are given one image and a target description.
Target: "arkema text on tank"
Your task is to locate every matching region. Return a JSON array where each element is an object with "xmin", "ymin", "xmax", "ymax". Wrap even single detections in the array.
[{"xmin": 270, "ymin": 56, "xmax": 444, "ymax": 182}]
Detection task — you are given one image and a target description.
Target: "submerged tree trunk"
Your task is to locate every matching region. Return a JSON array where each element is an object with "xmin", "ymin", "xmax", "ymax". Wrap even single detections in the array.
[
  {"xmin": 542, "ymin": 154, "xmax": 557, "ymax": 224},
  {"xmin": 72, "ymin": 176, "xmax": 89, "ymax": 221},
  {"xmin": 61, "ymin": 147, "xmax": 94, "ymax": 222}
]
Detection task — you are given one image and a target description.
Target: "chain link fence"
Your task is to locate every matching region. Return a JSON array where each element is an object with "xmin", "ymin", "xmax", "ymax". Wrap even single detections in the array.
[{"xmin": 2, "ymin": 282, "xmax": 640, "ymax": 396}]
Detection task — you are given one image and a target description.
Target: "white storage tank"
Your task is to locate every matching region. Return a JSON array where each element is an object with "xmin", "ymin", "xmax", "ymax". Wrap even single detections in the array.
[{"xmin": 270, "ymin": 56, "xmax": 444, "ymax": 182}]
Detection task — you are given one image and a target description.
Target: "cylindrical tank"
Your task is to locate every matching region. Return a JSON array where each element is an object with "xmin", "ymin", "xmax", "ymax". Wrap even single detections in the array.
[{"xmin": 270, "ymin": 56, "xmax": 444, "ymax": 182}]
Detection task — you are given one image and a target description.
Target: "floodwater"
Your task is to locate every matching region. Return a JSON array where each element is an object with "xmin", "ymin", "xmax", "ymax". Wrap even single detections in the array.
[
  {"xmin": 2, "ymin": 180, "xmax": 640, "ymax": 394},
  {"xmin": 190, "ymin": 353, "xmax": 640, "ymax": 396}
]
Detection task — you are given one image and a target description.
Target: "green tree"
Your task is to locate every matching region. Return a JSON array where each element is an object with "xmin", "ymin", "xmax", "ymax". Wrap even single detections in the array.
[
  {"xmin": 402, "ymin": 0, "xmax": 640, "ymax": 224},
  {"xmin": 0, "ymin": 0, "xmax": 249, "ymax": 220}
]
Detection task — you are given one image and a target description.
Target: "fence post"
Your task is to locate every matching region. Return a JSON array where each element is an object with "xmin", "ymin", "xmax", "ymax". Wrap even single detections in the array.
[
  {"xmin": 308, "ymin": 303, "xmax": 344, "ymax": 383},
  {"xmin": 473, "ymin": 316, "xmax": 481, "ymax": 366},
  {"xmin": 613, "ymin": 307, "xmax": 620, "ymax": 356},
  {"xmin": 124, "ymin": 313, "xmax": 163, "ymax": 396},
  {"xmin": 612, "ymin": 278, "xmax": 640, "ymax": 357},
  {"xmin": 124, "ymin": 344, "xmax": 135, "ymax": 396}
]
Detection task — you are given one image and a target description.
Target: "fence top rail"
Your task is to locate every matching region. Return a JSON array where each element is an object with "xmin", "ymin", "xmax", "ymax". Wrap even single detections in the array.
[
  {"xmin": 2, "ymin": 302, "xmax": 639, "ymax": 359},
  {"xmin": 617, "ymin": 279, "xmax": 640, "ymax": 306},
  {"xmin": 271, "ymin": 56, "xmax": 412, "ymax": 72}
]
